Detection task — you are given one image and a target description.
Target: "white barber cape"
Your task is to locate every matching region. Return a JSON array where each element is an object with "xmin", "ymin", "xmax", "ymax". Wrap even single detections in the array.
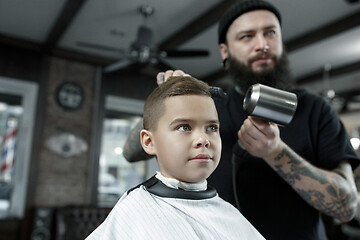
[{"xmin": 86, "ymin": 173, "xmax": 265, "ymax": 240}]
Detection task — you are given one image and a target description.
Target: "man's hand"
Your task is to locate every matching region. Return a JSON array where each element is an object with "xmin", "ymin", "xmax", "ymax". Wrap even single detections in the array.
[
  {"xmin": 238, "ymin": 116, "xmax": 285, "ymax": 161},
  {"xmin": 238, "ymin": 116, "xmax": 358, "ymax": 222},
  {"xmin": 156, "ymin": 70, "xmax": 191, "ymax": 85}
]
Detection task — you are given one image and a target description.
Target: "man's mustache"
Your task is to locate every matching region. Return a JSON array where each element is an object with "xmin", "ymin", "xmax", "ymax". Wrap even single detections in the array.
[{"xmin": 248, "ymin": 53, "xmax": 277, "ymax": 64}]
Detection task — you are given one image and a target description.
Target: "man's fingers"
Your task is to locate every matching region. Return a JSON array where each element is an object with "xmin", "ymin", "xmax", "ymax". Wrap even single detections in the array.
[
  {"xmin": 156, "ymin": 70, "xmax": 191, "ymax": 86},
  {"xmin": 164, "ymin": 70, "xmax": 175, "ymax": 80},
  {"xmin": 156, "ymin": 70, "xmax": 174, "ymax": 85},
  {"xmin": 172, "ymin": 70, "xmax": 187, "ymax": 76},
  {"xmin": 248, "ymin": 116, "xmax": 270, "ymax": 125},
  {"xmin": 156, "ymin": 72, "xmax": 165, "ymax": 85}
]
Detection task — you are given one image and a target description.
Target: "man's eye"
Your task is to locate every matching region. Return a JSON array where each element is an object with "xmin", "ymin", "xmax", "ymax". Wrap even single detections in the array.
[
  {"xmin": 207, "ymin": 125, "xmax": 219, "ymax": 132},
  {"xmin": 177, "ymin": 125, "xmax": 191, "ymax": 132},
  {"xmin": 267, "ymin": 30, "xmax": 276, "ymax": 36},
  {"xmin": 240, "ymin": 34, "xmax": 252, "ymax": 40}
]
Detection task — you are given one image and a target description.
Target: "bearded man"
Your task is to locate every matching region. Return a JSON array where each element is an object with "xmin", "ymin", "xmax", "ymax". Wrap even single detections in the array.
[{"xmin": 123, "ymin": 1, "xmax": 360, "ymax": 239}]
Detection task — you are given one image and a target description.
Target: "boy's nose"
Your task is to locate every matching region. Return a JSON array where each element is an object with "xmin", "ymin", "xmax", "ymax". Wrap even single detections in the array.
[{"xmin": 195, "ymin": 136, "xmax": 210, "ymax": 148}]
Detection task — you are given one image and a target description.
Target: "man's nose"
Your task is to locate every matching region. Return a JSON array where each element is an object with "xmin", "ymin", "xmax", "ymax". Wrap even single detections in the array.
[{"xmin": 255, "ymin": 34, "xmax": 269, "ymax": 53}]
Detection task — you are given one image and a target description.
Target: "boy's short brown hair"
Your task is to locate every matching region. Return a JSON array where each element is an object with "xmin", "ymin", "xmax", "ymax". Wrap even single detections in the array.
[{"xmin": 143, "ymin": 76, "xmax": 211, "ymax": 131}]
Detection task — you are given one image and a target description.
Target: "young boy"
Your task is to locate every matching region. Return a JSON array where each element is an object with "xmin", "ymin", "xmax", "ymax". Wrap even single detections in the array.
[{"xmin": 86, "ymin": 76, "xmax": 264, "ymax": 240}]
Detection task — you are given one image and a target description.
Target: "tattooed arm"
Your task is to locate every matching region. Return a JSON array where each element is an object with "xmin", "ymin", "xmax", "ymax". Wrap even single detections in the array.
[
  {"xmin": 238, "ymin": 116, "xmax": 358, "ymax": 222},
  {"xmin": 270, "ymin": 146, "xmax": 357, "ymax": 222},
  {"xmin": 123, "ymin": 119, "xmax": 152, "ymax": 162}
]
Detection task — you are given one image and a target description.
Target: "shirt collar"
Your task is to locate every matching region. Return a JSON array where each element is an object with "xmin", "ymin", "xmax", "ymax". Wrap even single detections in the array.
[{"xmin": 155, "ymin": 171, "xmax": 207, "ymax": 191}]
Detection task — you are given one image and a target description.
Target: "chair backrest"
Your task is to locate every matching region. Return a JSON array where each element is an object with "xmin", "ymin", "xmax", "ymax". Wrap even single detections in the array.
[{"xmin": 55, "ymin": 206, "xmax": 111, "ymax": 240}]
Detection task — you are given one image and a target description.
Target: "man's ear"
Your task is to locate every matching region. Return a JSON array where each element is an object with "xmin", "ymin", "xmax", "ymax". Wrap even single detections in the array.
[
  {"xmin": 219, "ymin": 43, "xmax": 228, "ymax": 60},
  {"xmin": 140, "ymin": 129, "xmax": 156, "ymax": 156}
]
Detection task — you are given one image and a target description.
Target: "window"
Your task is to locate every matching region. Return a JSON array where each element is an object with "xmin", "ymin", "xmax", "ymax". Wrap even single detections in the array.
[
  {"xmin": 97, "ymin": 96, "xmax": 157, "ymax": 207},
  {"xmin": 0, "ymin": 94, "xmax": 22, "ymax": 215},
  {"xmin": 0, "ymin": 77, "xmax": 37, "ymax": 218}
]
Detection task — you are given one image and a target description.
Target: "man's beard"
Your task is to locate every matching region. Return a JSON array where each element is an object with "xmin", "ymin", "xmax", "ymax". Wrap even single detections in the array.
[{"xmin": 227, "ymin": 49, "xmax": 294, "ymax": 93}]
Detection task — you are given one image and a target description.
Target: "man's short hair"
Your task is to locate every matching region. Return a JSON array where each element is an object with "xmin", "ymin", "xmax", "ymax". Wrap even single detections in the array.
[
  {"xmin": 218, "ymin": 0, "xmax": 282, "ymax": 44},
  {"xmin": 143, "ymin": 76, "xmax": 211, "ymax": 131}
]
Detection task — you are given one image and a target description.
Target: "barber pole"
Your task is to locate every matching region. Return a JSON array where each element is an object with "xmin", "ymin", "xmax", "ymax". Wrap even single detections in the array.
[{"xmin": 0, "ymin": 127, "xmax": 18, "ymax": 181}]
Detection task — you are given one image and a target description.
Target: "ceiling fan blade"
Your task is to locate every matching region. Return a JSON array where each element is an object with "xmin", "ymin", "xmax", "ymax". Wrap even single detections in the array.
[
  {"xmin": 103, "ymin": 59, "xmax": 136, "ymax": 73},
  {"xmin": 161, "ymin": 49, "xmax": 209, "ymax": 58},
  {"xmin": 76, "ymin": 41, "xmax": 125, "ymax": 54}
]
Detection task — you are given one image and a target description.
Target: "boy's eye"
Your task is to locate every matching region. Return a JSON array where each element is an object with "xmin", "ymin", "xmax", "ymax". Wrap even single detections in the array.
[
  {"xmin": 207, "ymin": 125, "xmax": 219, "ymax": 132},
  {"xmin": 177, "ymin": 124, "xmax": 191, "ymax": 132}
]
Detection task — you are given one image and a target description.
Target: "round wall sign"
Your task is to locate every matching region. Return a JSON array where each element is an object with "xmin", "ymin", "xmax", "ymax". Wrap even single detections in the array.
[{"xmin": 56, "ymin": 82, "xmax": 84, "ymax": 110}]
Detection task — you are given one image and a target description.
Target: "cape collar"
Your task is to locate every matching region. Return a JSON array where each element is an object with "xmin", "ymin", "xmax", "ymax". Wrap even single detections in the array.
[{"xmin": 140, "ymin": 175, "xmax": 217, "ymax": 200}]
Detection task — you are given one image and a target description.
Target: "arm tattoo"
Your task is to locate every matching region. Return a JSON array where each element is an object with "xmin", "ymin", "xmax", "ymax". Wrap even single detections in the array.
[{"xmin": 273, "ymin": 147, "xmax": 356, "ymax": 220}]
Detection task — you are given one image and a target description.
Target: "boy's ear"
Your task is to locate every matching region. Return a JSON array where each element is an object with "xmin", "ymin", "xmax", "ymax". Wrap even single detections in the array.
[{"xmin": 140, "ymin": 129, "xmax": 156, "ymax": 156}]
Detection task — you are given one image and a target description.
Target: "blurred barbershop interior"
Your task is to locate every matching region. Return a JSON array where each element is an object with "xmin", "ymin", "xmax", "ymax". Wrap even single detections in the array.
[{"xmin": 0, "ymin": 0, "xmax": 360, "ymax": 239}]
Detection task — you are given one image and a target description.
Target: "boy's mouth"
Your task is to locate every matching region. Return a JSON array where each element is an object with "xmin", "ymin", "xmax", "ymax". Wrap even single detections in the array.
[{"xmin": 190, "ymin": 154, "xmax": 212, "ymax": 162}]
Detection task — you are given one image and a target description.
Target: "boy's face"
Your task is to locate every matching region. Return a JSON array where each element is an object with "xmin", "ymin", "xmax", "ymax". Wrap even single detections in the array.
[{"xmin": 141, "ymin": 95, "xmax": 221, "ymax": 183}]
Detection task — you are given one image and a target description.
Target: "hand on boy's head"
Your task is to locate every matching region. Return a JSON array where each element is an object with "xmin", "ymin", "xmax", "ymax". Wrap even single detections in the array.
[{"xmin": 156, "ymin": 70, "xmax": 191, "ymax": 85}]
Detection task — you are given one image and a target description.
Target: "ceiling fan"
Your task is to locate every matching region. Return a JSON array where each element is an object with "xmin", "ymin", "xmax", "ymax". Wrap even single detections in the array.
[
  {"xmin": 77, "ymin": 5, "xmax": 209, "ymax": 73},
  {"xmin": 319, "ymin": 63, "xmax": 360, "ymax": 113}
]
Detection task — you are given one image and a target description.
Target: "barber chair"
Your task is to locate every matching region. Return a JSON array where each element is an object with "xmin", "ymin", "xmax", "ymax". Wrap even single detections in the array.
[{"xmin": 55, "ymin": 206, "xmax": 111, "ymax": 240}]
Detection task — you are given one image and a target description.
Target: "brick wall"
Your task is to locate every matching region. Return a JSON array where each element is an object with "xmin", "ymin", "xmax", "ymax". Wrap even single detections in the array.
[{"xmin": 34, "ymin": 57, "xmax": 96, "ymax": 206}]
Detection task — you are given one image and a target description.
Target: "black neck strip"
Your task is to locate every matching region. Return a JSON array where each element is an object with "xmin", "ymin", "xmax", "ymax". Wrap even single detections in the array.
[{"xmin": 131, "ymin": 175, "xmax": 217, "ymax": 200}]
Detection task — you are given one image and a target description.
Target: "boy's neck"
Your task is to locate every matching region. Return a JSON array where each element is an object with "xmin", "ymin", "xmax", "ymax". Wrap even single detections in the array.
[{"xmin": 155, "ymin": 172, "xmax": 207, "ymax": 191}]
